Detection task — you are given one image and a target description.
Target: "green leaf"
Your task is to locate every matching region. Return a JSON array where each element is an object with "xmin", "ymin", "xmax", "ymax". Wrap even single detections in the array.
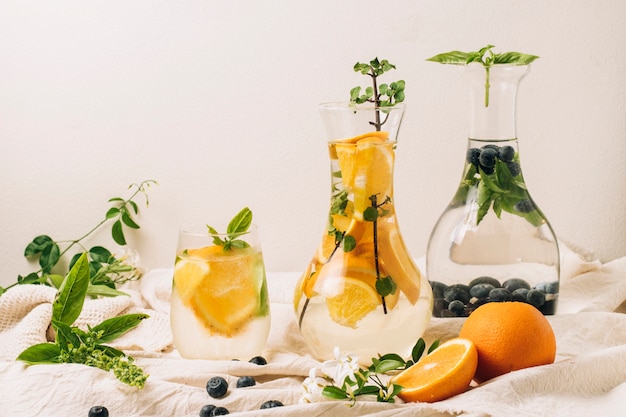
[
  {"xmin": 493, "ymin": 51, "xmax": 539, "ymax": 65},
  {"xmin": 227, "ymin": 207, "xmax": 253, "ymax": 234},
  {"xmin": 426, "ymin": 50, "xmax": 471, "ymax": 65},
  {"xmin": 17, "ymin": 343, "xmax": 62, "ymax": 364},
  {"xmin": 39, "ymin": 243, "xmax": 61, "ymax": 272},
  {"xmin": 111, "ymin": 220, "xmax": 126, "ymax": 245},
  {"xmin": 363, "ymin": 207, "xmax": 378, "ymax": 222},
  {"xmin": 53, "ymin": 253, "xmax": 90, "ymax": 326},
  {"xmin": 411, "ymin": 338, "xmax": 426, "ymax": 363},
  {"xmin": 354, "ymin": 385, "xmax": 380, "ymax": 396},
  {"xmin": 374, "ymin": 357, "xmax": 405, "ymax": 373},
  {"xmin": 52, "ymin": 319, "xmax": 81, "ymax": 351},
  {"xmin": 375, "ymin": 276, "xmax": 396, "ymax": 297},
  {"xmin": 18, "ymin": 272, "xmax": 42, "ymax": 285},
  {"xmin": 48, "ymin": 274, "xmax": 65, "ymax": 289},
  {"xmin": 121, "ymin": 212, "xmax": 140, "ymax": 229},
  {"xmin": 229, "ymin": 239, "xmax": 249, "ymax": 249},
  {"xmin": 89, "ymin": 246, "xmax": 113, "ymax": 263},
  {"xmin": 105, "ymin": 207, "xmax": 120, "ymax": 219},
  {"xmin": 322, "ymin": 386, "xmax": 349, "ymax": 400},
  {"xmin": 427, "ymin": 340, "xmax": 440, "ymax": 354},
  {"xmin": 24, "ymin": 235, "xmax": 54, "ymax": 256},
  {"xmin": 87, "ymin": 284, "xmax": 129, "ymax": 298},
  {"xmin": 108, "ymin": 197, "xmax": 124, "ymax": 203},
  {"xmin": 129, "ymin": 200, "xmax": 139, "ymax": 214},
  {"xmin": 342, "ymin": 235, "xmax": 356, "ymax": 252},
  {"xmin": 90, "ymin": 313, "xmax": 149, "ymax": 343}
]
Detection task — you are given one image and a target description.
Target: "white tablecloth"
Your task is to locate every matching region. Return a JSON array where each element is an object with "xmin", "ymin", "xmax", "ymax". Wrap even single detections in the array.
[{"xmin": 1, "ymin": 243, "xmax": 625, "ymax": 417}]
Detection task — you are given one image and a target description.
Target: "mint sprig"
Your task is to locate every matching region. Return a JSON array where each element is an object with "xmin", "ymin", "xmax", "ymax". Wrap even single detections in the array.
[
  {"xmin": 427, "ymin": 45, "xmax": 539, "ymax": 106},
  {"xmin": 17, "ymin": 253, "xmax": 149, "ymax": 388},
  {"xmin": 350, "ymin": 58, "xmax": 405, "ymax": 130},
  {"xmin": 207, "ymin": 207, "xmax": 253, "ymax": 251}
]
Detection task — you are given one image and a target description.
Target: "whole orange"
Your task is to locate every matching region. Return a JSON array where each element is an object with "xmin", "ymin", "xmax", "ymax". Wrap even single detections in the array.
[{"xmin": 459, "ymin": 301, "xmax": 556, "ymax": 382}]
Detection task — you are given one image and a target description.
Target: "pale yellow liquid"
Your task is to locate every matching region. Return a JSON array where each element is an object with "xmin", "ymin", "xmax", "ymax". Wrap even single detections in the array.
[
  {"xmin": 170, "ymin": 246, "xmax": 270, "ymax": 360},
  {"xmin": 299, "ymin": 274, "xmax": 433, "ymax": 363}
]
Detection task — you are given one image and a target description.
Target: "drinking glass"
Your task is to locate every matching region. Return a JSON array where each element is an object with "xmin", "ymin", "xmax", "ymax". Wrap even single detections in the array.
[{"xmin": 170, "ymin": 223, "xmax": 270, "ymax": 359}]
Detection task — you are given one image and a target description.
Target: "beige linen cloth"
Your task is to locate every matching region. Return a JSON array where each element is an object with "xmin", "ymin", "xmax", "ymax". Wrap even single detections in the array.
[{"xmin": 1, "ymin": 243, "xmax": 625, "ymax": 417}]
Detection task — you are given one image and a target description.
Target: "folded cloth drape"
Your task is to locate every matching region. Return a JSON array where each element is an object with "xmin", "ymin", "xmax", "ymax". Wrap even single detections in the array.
[{"xmin": 1, "ymin": 243, "xmax": 625, "ymax": 417}]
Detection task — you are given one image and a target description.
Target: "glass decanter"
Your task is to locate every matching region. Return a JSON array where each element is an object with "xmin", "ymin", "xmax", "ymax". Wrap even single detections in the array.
[
  {"xmin": 427, "ymin": 63, "xmax": 560, "ymax": 317},
  {"xmin": 294, "ymin": 102, "xmax": 433, "ymax": 362}
]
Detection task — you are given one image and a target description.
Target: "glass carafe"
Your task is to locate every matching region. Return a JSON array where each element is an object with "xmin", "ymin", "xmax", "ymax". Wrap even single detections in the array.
[
  {"xmin": 427, "ymin": 64, "xmax": 560, "ymax": 318},
  {"xmin": 294, "ymin": 102, "xmax": 432, "ymax": 362}
]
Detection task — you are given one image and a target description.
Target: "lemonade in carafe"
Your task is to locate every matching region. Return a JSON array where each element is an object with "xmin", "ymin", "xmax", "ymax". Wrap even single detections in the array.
[{"xmin": 294, "ymin": 60, "xmax": 432, "ymax": 361}]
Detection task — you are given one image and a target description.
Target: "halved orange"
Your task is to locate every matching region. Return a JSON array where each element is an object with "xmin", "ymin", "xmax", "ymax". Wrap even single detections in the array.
[{"xmin": 391, "ymin": 338, "xmax": 478, "ymax": 403}]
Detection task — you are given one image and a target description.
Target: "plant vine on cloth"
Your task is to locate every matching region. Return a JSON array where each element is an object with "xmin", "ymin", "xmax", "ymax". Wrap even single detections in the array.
[
  {"xmin": 17, "ymin": 253, "xmax": 149, "ymax": 388},
  {"xmin": 427, "ymin": 45, "xmax": 539, "ymax": 106},
  {"xmin": 0, "ymin": 180, "xmax": 157, "ymax": 297}
]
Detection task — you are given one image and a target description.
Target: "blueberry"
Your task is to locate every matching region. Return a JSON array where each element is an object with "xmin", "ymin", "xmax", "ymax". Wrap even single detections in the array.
[
  {"xmin": 429, "ymin": 281, "xmax": 448, "ymax": 299},
  {"xmin": 534, "ymin": 281, "xmax": 559, "ymax": 294},
  {"xmin": 514, "ymin": 200, "xmax": 535, "ymax": 213},
  {"xmin": 489, "ymin": 288, "xmax": 512, "ymax": 302},
  {"xmin": 469, "ymin": 276, "xmax": 501, "ymax": 289},
  {"xmin": 466, "ymin": 148, "xmax": 481, "ymax": 167},
  {"xmin": 443, "ymin": 284, "xmax": 470, "ymax": 304},
  {"xmin": 498, "ymin": 145, "xmax": 515, "ymax": 162},
  {"xmin": 469, "ymin": 283, "xmax": 494, "ymax": 299},
  {"xmin": 502, "ymin": 278, "xmax": 531, "ymax": 292},
  {"xmin": 88, "ymin": 406, "xmax": 109, "ymax": 417},
  {"xmin": 507, "ymin": 161, "xmax": 521, "ymax": 176},
  {"xmin": 249, "ymin": 356, "xmax": 267, "ymax": 366},
  {"xmin": 206, "ymin": 376, "xmax": 228, "ymax": 399},
  {"xmin": 448, "ymin": 300, "xmax": 466, "ymax": 316},
  {"xmin": 236, "ymin": 376, "xmax": 256, "ymax": 388},
  {"xmin": 211, "ymin": 407, "xmax": 230, "ymax": 415},
  {"xmin": 511, "ymin": 288, "xmax": 529, "ymax": 302},
  {"xmin": 199, "ymin": 405, "xmax": 216, "ymax": 417},
  {"xmin": 479, "ymin": 147, "xmax": 498, "ymax": 168},
  {"xmin": 526, "ymin": 289, "xmax": 546, "ymax": 308},
  {"xmin": 260, "ymin": 400, "xmax": 284, "ymax": 409}
]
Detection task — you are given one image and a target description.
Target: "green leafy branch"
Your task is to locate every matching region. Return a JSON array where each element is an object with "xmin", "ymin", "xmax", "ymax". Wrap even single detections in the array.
[
  {"xmin": 206, "ymin": 207, "xmax": 253, "ymax": 251},
  {"xmin": 427, "ymin": 45, "xmax": 539, "ymax": 106},
  {"xmin": 17, "ymin": 253, "xmax": 149, "ymax": 388},
  {"xmin": 350, "ymin": 58, "xmax": 405, "ymax": 130},
  {"xmin": 0, "ymin": 180, "xmax": 157, "ymax": 297},
  {"xmin": 363, "ymin": 194, "xmax": 396, "ymax": 314},
  {"xmin": 321, "ymin": 338, "xmax": 440, "ymax": 403}
]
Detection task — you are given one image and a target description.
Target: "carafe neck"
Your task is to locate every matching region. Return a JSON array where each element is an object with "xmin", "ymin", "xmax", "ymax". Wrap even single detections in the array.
[{"xmin": 464, "ymin": 64, "xmax": 530, "ymax": 140}]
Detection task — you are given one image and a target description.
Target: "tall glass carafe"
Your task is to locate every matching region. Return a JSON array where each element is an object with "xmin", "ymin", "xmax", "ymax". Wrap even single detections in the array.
[
  {"xmin": 294, "ymin": 102, "xmax": 432, "ymax": 362},
  {"xmin": 427, "ymin": 64, "xmax": 559, "ymax": 317}
]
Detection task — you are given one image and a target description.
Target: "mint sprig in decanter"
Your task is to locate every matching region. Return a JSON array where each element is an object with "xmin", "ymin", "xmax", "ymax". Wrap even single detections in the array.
[{"xmin": 426, "ymin": 46, "xmax": 560, "ymax": 318}]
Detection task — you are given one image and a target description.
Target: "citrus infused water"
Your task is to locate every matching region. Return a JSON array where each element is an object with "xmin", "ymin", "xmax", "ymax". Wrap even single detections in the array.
[
  {"xmin": 294, "ymin": 128, "xmax": 433, "ymax": 362},
  {"xmin": 171, "ymin": 224, "xmax": 270, "ymax": 360}
]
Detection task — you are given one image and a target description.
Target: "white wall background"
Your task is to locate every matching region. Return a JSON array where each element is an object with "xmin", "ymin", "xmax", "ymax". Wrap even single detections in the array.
[{"xmin": 1, "ymin": 0, "xmax": 625, "ymax": 287}]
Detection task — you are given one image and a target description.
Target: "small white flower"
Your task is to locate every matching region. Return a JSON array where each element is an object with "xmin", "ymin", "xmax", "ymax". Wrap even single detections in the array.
[
  {"xmin": 322, "ymin": 346, "xmax": 361, "ymax": 387},
  {"xmin": 301, "ymin": 367, "xmax": 328, "ymax": 403}
]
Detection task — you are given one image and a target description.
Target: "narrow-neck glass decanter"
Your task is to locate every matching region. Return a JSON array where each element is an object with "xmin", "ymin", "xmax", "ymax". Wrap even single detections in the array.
[
  {"xmin": 294, "ymin": 102, "xmax": 432, "ymax": 362},
  {"xmin": 426, "ymin": 63, "xmax": 560, "ymax": 317}
]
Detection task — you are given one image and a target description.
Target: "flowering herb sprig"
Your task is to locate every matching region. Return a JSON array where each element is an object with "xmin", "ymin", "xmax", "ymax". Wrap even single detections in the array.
[
  {"xmin": 302, "ymin": 338, "xmax": 440, "ymax": 405},
  {"xmin": 17, "ymin": 253, "xmax": 149, "ymax": 388}
]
